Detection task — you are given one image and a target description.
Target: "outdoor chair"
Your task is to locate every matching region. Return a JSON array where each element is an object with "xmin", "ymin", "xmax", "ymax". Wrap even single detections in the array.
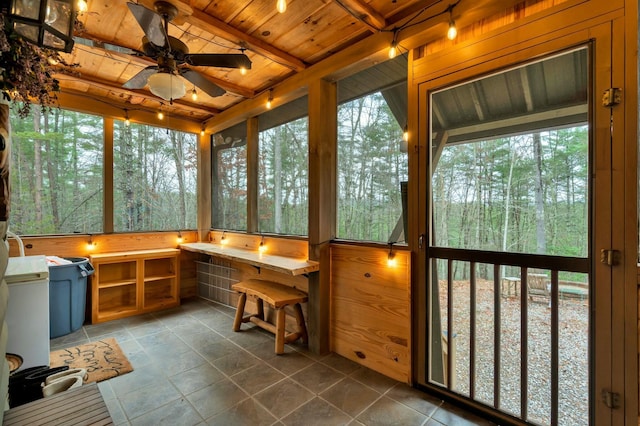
[{"xmin": 527, "ymin": 273, "xmax": 550, "ymax": 302}]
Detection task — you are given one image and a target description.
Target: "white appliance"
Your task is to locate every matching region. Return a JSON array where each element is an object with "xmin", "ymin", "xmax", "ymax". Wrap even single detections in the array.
[{"xmin": 5, "ymin": 255, "xmax": 50, "ymax": 371}]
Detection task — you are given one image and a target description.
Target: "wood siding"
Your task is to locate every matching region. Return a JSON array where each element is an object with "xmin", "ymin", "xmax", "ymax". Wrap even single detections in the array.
[{"xmin": 330, "ymin": 244, "xmax": 411, "ymax": 383}]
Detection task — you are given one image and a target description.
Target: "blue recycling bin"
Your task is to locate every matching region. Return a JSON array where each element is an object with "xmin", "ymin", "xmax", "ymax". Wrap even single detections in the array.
[{"xmin": 48, "ymin": 257, "xmax": 94, "ymax": 338}]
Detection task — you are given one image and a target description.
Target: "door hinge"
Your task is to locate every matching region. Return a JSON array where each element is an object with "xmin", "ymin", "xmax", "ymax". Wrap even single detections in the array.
[
  {"xmin": 600, "ymin": 249, "xmax": 620, "ymax": 266},
  {"xmin": 601, "ymin": 390, "xmax": 621, "ymax": 409},
  {"xmin": 602, "ymin": 88, "xmax": 621, "ymax": 107}
]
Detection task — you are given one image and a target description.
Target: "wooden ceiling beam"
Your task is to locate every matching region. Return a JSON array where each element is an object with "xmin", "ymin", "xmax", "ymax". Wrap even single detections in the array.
[
  {"xmin": 184, "ymin": 5, "xmax": 307, "ymax": 72},
  {"xmin": 54, "ymin": 72, "xmax": 219, "ymax": 116},
  {"xmin": 333, "ymin": 0, "xmax": 387, "ymax": 32}
]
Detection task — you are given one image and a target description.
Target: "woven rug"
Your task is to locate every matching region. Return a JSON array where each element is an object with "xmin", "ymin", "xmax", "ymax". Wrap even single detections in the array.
[{"xmin": 49, "ymin": 338, "xmax": 133, "ymax": 384}]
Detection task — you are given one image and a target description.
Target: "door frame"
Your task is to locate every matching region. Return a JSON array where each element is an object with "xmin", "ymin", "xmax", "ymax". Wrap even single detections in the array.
[{"xmin": 408, "ymin": 3, "xmax": 636, "ymax": 424}]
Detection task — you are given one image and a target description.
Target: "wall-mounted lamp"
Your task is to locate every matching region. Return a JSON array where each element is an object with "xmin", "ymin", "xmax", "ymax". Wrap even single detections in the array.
[
  {"xmin": 87, "ymin": 234, "xmax": 96, "ymax": 251},
  {"xmin": 220, "ymin": 230, "xmax": 227, "ymax": 245},
  {"xmin": 266, "ymin": 89, "xmax": 273, "ymax": 109},
  {"xmin": 258, "ymin": 235, "xmax": 267, "ymax": 254},
  {"xmin": 177, "ymin": 231, "xmax": 183, "ymax": 244},
  {"xmin": 403, "ymin": 124, "xmax": 409, "ymax": 142},
  {"xmin": 387, "ymin": 242, "xmax": 396, "ymax": 267},
  {"xmin": 3, "ymin": 0, "xmax": 77, "ymax": 53}
]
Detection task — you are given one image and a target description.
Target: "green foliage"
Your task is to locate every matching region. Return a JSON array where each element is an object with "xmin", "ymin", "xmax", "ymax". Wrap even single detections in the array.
[{"xmin": 9, "ymin": 106, "xmax": 197, "ymax": 235}]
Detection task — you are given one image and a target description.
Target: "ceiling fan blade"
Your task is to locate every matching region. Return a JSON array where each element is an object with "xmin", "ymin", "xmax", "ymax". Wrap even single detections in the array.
[
  {"xmin": 180, "ymin": 69, "xmax": 226, "ymax": 98},
  {"xmin": 123, "ymin": 66, "xmax": 159, "ymax": 89},
  {"xmin": 127, "ymin": 2, "xmax": 168, "ymax": 48},
  {"xmin": 184, "ymin": 53, "xmax": 252, "ymax": 69}
]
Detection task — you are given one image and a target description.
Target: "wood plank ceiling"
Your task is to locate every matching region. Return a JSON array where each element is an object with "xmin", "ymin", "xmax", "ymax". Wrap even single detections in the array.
[{"xmin": 57, "ymin": 0, "xmax": 433, "ymax": 124}]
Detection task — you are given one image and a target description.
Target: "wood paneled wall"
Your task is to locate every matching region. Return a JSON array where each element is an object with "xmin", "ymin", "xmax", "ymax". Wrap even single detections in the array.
[
  {"xmin": 7, "ymin": 231, "xmax": 200, "ymax": 298},
  {"xmin": 330, "ymin": 243, "xmax": 411, "ymax": 383}
]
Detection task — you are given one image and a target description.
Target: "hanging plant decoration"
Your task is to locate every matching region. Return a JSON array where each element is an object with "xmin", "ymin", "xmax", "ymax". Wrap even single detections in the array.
[{"xmin": 0, "ymin": 13, "xmax": 79, "ymax": 118}]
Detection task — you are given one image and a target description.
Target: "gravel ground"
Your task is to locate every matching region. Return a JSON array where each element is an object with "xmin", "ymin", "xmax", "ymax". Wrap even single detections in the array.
[{"xmin": 438, "ymin": 279, "xmax": 589, "ymax": 426}]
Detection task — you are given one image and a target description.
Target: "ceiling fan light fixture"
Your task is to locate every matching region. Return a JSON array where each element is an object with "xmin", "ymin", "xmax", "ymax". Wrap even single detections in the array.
[{"xmin": 147, "ymin": 72, "xmax": 186, "ymax": 101}]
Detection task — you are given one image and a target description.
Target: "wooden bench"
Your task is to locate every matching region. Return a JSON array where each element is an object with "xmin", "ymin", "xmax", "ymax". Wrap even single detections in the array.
[
  {"xmin": 4, "ymin": 383, "xmax": 112, "ymax": 425},
  {"xmin": 232, "ymin": 279, "xmax": 308, "ymax": 354}
]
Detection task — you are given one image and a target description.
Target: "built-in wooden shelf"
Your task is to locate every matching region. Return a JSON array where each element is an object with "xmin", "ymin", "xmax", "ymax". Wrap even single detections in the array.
[{"xmin": 90, "ymin": 249, "xmax": 180, "ymax": 323}]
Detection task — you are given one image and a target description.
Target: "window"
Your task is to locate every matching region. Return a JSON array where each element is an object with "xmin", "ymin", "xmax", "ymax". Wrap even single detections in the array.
[
  {"xmin": 258, "ymin": 116, "xmax": 308, "ymax": 235},
  {"xmin": 113, "ymin": 121, "xmax": 197, "ymax": 232},
  {"xmin": 337, "ymin": 91, "xmax": 408, "ymax": 242},
  {"xmin": 9, "ymin": 106, "xmax": 103, "ymax": 234},
  {"xmin": 212, "ymin": 124, "xmax": 247, "ymax": 231}
]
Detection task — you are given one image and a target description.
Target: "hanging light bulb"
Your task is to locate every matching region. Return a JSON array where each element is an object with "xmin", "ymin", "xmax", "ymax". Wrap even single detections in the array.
[
  {"xmin": 266, "ymin": 89, "xmax": 273, "ymax": 109},
  {"xmin": 276, "ymin": 0, "xmax": 287, "ymax": 13},
  {"xmin": 177, "ymin": 231, "xmax": 183, "ymax": 244},
  {"xmin": 200, "ymin": 127, "xmax": 205, "ymax": 136},
  {"xmin": 124, "ymin": 109, "xmax": 130, "ymax": 126},
  {"xmin": 447, "ymin": 18, "xmax": 457, "ymax": 40},
  {"xmin": 403, "ymin": 124, "xmax": 409, "ymax": 142},
  {"xmin": 77, "ymin": 0, "xmax": 88, "ymax": 13},
  {"xmin": 191, "ymin": 87, "xmax": 198, "ymax": 101},
  {"xmin": 388, "ymin": 40, "xmax": 397, "ymax": 59},
  {"xmin": 240, "ymin": 66, "xmax": 247, "ymax": 76},
  {"xmin": 388, "ymin": 30, "xmax": 399, "ymax": 59},
  {"xmin": 158, "ymin": 110, "xmax": 164, "ymax": 120}
]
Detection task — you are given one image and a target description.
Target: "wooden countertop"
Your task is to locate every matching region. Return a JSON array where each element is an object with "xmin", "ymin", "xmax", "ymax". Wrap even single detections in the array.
[{"xmin": 180, "ymin": 242, "xmax": 319, "ymax": 276}]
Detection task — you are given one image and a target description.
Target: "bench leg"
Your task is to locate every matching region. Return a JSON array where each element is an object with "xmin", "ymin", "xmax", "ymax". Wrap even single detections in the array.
[
  {"xmin": 293, "ymin": 303, "xmax": 308, "ymax": 344},
  {"xmin": 275, "ymin": 308, "xmax": 286, "ymax": 355},
  {"xmin": 256, "ymin": 297, "xmax": 265, "ymax": 320},
  {"xmin": 233, "ymin": 293, "xmax": 246, "ymax": 332}
]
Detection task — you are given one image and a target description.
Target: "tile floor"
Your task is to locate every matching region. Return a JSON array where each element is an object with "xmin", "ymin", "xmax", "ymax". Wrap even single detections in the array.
[{"xmin": 50, "ymin": 297, "xmax": 496, "ymax": 426}]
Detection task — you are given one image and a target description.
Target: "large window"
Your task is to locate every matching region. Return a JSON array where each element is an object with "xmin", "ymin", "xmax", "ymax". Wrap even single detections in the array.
[
  {"xmin": 113, "ymin": 121, "xmax": 197, "ymax": 232},
  {"xmin": 258, "ymin": 116, "xmax": 308, "ymax": 235},
  {"xmin": 337, "ymin": 91, "xmax": 408, "ymax": 242},
  {"xmin": 212, "ymin": 124, "xmax": 247, "ymax": 231},
  {"xmin": 9, "ymin": 106, "xmax": 103, "ymax": 234}
]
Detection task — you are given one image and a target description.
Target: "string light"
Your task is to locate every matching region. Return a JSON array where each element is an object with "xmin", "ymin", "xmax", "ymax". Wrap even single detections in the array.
[
  {"xmin": 124, "ymin": 109, "xmax": 130, "ymax": 126},
  {"xmin": 200, "ymin": 127, "xmax": 205, "ymax": 136},
  {"xmin": 266, "ymin": 88, "xmax": 273, "ymax": 109},
  {"xmin": 388, "ymin": 31, "xmax": 398, "ymax": 59},
  {"xmin": 240, "ymin": 66, "xmax": 247, "ymax": 75},
  {"xmin": 77, "ymin": 0, "xmax": 88, "ymax": 13},
  {"xmin": 157, "ymin": 104, "xmax": 164, "ymax": 120},
  {"xmin": 276, "ymin": 0, "xmax": 287, "ymax": 13},
  {"xmin": 191, "ymin": 87, "xmax": 198, "ymax": 101},
  {"xmin": 447, "ymin": 15, "xmax": 457, "ymax": 40},
  {"xmin": 403, "ymin": 124, "xmax": 409, "ymax": 142},
  {"xmin": 220, "ymin": 230, "xmax": 227, "ymax": 245},
  {"xmin": 177, "ymin": 231, "xmax": 183, "ymax": 244}
]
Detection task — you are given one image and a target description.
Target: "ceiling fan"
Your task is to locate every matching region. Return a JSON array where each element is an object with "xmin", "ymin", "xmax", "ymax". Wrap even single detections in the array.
[{"xmin": 122, "ymin": 1, "xmax": 252, "ymax": 101}]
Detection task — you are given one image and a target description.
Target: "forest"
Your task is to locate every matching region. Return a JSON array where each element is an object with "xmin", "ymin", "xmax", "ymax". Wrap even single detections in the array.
[{"xmin": 7, "ymin": 96, "xmax": 588, "ymax": 259}]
